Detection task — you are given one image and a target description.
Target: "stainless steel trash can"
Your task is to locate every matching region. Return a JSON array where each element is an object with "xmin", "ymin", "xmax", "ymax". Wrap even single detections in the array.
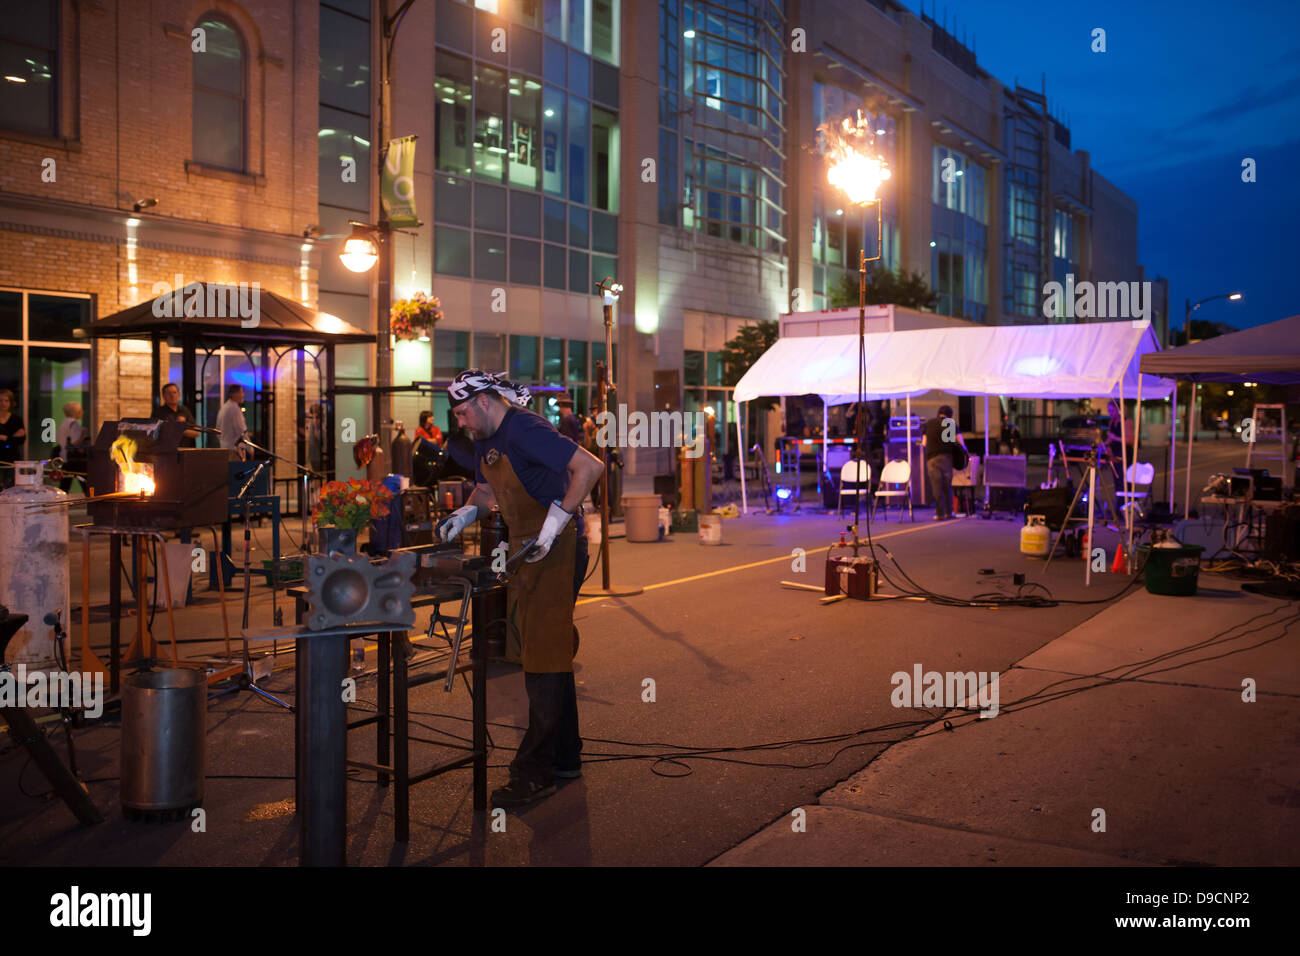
[{"xmin": 120, "ymin": 667, "xmax": 206, "ymax": 818}]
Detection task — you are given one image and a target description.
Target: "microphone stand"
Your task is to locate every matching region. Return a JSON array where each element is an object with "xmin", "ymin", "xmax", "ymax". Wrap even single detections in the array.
[
  {"xmin": 239, "ymin": 437, "xmax": 323, "ymax": 559},
  {"xmin": 227, "ymin": 458, "xmax": 291, "ymax": 710}
]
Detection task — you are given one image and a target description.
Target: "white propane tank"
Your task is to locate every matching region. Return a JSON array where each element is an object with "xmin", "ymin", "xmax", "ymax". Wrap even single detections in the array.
[
  {"xmin": 1020, "ymin": 514, "xmax": 1050, "ymax": 558},
  {"xmin": 0, "ymin": 461, "xmax": 69, "ymax": 666}
]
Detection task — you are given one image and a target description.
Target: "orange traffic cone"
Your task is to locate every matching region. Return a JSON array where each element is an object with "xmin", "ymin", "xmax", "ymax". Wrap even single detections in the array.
[{"xmin": 1110, "ymin": 543, "xmax": 1127, "ymax": 574}]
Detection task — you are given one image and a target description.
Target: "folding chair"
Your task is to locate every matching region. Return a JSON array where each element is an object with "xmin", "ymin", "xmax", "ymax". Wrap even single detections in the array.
[
  {"xmin": 872, "ymin": 459, "xmax": 914, "ymax": 522},
  {"xmin": 837, "ymin": 460, "xmax": 871, "ymax": 518},
  {"xmin": 1117, "ymin": 461, "xmax": 1155, "ymax": 518}
]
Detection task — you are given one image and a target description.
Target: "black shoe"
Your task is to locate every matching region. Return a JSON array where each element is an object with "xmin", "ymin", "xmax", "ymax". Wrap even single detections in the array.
[
  {"xmin": 491, "ymin": 777, "xmax": 557, "ymax": 808},
  {"xmin": 555, "ymin": 765, "xmax": 582, "ymax": 779}
]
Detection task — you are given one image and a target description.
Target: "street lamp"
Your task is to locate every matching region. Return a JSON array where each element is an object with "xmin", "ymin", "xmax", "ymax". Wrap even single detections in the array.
[
  {"xmin": 823, "ymin": 110, "xmax": 890, "ymax": 553},
  {"xmin": 582, "ymin": 276, "xmax": 641, "ymax": 598},
  {"xmin": 339, "ymin": 222, "xmax": 382, "ymax": 273},
  {"xmin": 1181, "ymin": 291, "xmax": 1243, "ymax": 346}
]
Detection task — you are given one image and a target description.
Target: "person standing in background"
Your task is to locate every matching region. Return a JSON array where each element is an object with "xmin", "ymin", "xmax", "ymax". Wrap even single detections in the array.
[
  {"xmin": 0, "ymin": 388, "xmax": 26, "ymax": 489},
  {"xmin": 556, "ymin": 394, "xmax": 583, "ymax": 444},
  {"xmin": 151, "ymin": 382, "xmax": 199, "ymax": 447},
  {"xmin": 56, "ymin": 401, "xmax": 88, "ymax": 493},
  {"xmin": 305, "ymin": 403, "xmax": 324, "ymax": 473},
  {"xmin": 217, "ymin": 384, "xmax": 249, "ymax": 460},
  {"xmin": 921, "ymin": 404, "xmax": 967, "ymax": 521}
]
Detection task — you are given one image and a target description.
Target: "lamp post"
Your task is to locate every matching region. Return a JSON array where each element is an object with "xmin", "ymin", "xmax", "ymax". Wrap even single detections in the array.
[
  {"xmin": 581, "ymin": 277, "xmax": 642, "ymax": 598},
  {"xmin": 823, "ymin": 112, "xmax": 891, "ymax": 553},
  {"xmin": 1176, "ymin": 291, "xmax": 1243, "ymax": 515},
  {"xmin": 339, "ymin": 220, "xmax": 390, "ymax": 439},
  {"xmin": 335, "ymin": 0, "xmax": 420, "ymax": 441}
]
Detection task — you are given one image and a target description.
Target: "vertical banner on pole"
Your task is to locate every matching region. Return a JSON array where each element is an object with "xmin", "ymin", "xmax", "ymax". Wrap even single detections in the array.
[{"xmin": 381, "ymin": 136, "xmax": 419, "ymax": 227}]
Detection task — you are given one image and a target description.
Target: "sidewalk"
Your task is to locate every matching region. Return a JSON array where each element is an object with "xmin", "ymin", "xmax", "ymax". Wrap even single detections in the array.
[{"xmin": 712, "ymin": 573, "xmax": 1300, "ymax": 866}]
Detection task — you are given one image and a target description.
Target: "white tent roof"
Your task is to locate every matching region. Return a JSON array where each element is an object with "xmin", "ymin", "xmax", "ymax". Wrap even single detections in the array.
[{"xmin": 733, "ymin": 320, "xmax": 1175, "ymax": 405}]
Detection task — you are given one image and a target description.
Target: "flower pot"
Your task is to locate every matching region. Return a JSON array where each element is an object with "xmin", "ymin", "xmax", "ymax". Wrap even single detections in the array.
[{"xmin": 317, "ymin": 526, "xmax": 357, "ymax": 556}]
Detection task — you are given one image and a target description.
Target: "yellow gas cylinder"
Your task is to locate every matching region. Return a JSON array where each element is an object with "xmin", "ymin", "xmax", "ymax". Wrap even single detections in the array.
[{"xmin": 1020, "ymin": 514, "xmax": 1050, "ymax": 557}]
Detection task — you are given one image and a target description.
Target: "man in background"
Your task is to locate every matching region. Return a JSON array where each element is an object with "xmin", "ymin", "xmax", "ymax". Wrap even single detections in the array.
[
  {"xmin": 56, "ymin": 401, "xmax": 88, "ymax": 493},
  {"xmin": 217, "ymin": 384, "xmax": 249, "ymax": 460},
  {"xmin": 152, "ymin": 383, "xmax": 199, "ymax": 447},
  {"xmin": 556, "ymin": 394, "xmax": 583, "ymax": 444},
  {"xmin": 921, "ymin": 404, "xmax": 968, "ymax": 521}
]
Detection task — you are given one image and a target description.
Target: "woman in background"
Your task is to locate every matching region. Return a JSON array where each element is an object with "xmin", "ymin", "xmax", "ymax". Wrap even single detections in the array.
[{"xmin": 0, "ymin": 388, "xmax": 26, "ymax": 489}]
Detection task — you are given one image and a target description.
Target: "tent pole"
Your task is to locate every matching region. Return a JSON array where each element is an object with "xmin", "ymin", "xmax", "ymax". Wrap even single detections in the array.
[
  {"xmin": 1117, "ymin": 373, "xmax": 1127, "ymax": 570},
  {"xmin": 1184, "ymin": 384, "xmax": 1197, "ymax": 518},
  {"xmin": 984, "ymin": 395, "xmax": 990, "ymax": 507},
  {"xmin": 821, "ymin": 399, "xmax": 829, "ymax": 496},
  {"xmin": 1168, "ymin": 383, "xmax": 1178, "ymax": 507},
  {"xmin": 906, "ymin": 395, "xmax": 913, "ymax": 504},
  {"xmin": 1130, "ymin": 374, "xmax": 1142, "ymax": 573},
  {"xmin": 737, "ymin": 405, "xmax": 748, "ymax": 515}
]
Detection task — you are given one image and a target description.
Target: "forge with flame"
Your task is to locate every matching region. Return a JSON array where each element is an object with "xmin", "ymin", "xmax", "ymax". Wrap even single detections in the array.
[
  {"xmin": 820, "ymin": 110, "xmax": 891, "ymax": 206},
  {"xmin": 110, "ymin": 434, "xmax": 156, "ymax": 495}
]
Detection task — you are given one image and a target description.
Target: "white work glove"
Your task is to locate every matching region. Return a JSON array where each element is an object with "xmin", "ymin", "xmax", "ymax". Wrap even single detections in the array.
[
  {"xmin": 527, "ymin": 502, "xmax": 573, "ymax": 562},
  {"xmin": 436, "ymin": 504, "xmax": 479, "ymax": 542}
]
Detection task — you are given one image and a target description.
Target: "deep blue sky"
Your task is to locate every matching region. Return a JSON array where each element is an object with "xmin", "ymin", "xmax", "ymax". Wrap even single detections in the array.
[{"xmin": 904, "ymin": 0, "xmax": 1299, "ymax": 331}]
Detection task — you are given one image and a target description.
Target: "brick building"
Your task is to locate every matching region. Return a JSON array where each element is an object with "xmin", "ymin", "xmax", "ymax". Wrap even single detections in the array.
[{"xmin": 0, "ymin": 0, "xmax": 320, "ymax": 474}]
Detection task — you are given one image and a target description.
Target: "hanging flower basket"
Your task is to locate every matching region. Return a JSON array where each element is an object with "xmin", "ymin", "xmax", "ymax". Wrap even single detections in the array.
[{"xmin": 390, "ymin": 291, "xmax": 443, "ymax": 342}]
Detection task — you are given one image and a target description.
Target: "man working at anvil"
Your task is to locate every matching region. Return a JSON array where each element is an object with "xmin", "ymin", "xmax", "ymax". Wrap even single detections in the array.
[{"xmin": 437, "ymin": 369, "xmax": 604, "ymax": 808}]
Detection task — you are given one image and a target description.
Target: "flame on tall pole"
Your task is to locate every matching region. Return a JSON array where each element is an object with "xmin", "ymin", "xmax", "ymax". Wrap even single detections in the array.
[{"xmin": 820, "ymin": 111, "xmax": 891, "ymax": 206}]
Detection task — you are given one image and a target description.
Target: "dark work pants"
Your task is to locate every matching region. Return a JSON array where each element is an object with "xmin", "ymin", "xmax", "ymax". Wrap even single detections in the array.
[{"xmin": 508, "ymin": 531, "xmax": 588, "ymax": 785}]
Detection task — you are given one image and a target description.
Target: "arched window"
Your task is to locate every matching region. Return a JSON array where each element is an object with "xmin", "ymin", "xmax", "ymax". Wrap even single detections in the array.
[{"xmin": 192, "ymin": 14, "xmax": 245, "ymax": 171}]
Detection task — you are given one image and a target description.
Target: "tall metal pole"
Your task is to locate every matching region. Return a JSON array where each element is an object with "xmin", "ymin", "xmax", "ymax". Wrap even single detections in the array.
[
  {"xmin": 581, "ymin": 278, "xmax": 641, "ymax": 598},
  {"xmin": 600, "ymin": 297, "xmax": 613, "ymax": 591}
]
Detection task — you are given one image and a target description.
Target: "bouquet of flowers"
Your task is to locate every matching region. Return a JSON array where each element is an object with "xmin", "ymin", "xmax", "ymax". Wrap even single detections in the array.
[
  {"xmin": 390, "ymin": 291, "xmax": 443, "ymax": 342},
  {"xmin": 313, "ymin": 478, "xmax": 394, "ymax": 530}
]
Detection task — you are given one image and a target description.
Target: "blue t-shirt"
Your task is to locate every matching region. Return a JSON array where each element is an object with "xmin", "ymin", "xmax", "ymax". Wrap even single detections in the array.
[{"xmin": 475, "ymin": 407, "xmax": 578, "ymax": 507}]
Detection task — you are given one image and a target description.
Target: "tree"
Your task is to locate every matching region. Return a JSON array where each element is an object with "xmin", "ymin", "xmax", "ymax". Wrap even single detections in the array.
[
  {"xmin": 827, "ymin": 262, "xmax": 940, "ymax": 311},
  {"xmin": 721, "ymin": 320, "xmax": 779, "ymax": 410}
]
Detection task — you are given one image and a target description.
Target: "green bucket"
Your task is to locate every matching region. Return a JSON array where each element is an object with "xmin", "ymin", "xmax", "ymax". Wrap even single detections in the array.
[{"xmin": 1138, "ymin": 543, "xmax": 1205, "ymax": 596}]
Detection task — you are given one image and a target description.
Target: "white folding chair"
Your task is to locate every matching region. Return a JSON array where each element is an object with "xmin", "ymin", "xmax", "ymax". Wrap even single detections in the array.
[
  {"xmin": 837, "ymin": 460, "xmax": 871, "ymax": 518},
  {"xmin": 1117, "ymin": 461, "xmax": 1155, "ymax": 518},
  {"xmin": 872, "ymin": 459, "xmax": 914, "ymax": 522}
]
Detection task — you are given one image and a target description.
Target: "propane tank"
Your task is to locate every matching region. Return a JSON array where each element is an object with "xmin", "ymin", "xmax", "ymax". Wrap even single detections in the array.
[
  {"xmin": 1020, "ymin": 514, "xmax": 1051, "ymax": 558},
  {"xmin": 0, "ymin": 461, "xmax": 69, "ymax": 666}
]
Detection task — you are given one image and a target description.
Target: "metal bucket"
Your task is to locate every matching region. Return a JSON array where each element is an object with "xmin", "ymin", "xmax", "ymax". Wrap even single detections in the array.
[{"xmin": 120, "ymin": 667, "xmax": 206, "ymax": 813}]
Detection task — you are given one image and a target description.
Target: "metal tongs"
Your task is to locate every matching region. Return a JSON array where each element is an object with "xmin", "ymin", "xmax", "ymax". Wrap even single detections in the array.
[
  {"xmin": 432, "ymin": 536, "xmax": 538, "ymax": 692},
  {"xmin": 496, "ymin": 536, "xmax": 539, "ymax": 585}
]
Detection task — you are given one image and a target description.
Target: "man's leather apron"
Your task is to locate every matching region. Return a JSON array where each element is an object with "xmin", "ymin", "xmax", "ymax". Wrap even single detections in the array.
[{"xmin": 480, "ymin": 449, "xmax": 579, "ymax": 673}]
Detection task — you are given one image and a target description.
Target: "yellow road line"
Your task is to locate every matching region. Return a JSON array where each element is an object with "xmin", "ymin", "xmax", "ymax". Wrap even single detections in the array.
[{"xmin": 576, "ymin": 520, "xmax": 940, "ymax": 603}]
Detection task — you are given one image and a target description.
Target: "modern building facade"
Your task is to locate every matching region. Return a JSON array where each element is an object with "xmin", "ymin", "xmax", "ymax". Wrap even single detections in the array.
[{"xmin": 0, "ymin": 0, "xmax": 1159, "ymax": 482}]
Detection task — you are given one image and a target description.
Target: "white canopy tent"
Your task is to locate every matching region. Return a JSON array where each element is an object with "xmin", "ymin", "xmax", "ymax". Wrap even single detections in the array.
[
  {"xmin": 732, "ymin": 321, "xmax": 1176, "ymax": 580},
  {"xmin": 1139, "ymin": 314, "xmax": 1300, "ymax": 517},
  {"xmin": 734, "ymin": 321, "xmax": 1174, "ymax": 405}
]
